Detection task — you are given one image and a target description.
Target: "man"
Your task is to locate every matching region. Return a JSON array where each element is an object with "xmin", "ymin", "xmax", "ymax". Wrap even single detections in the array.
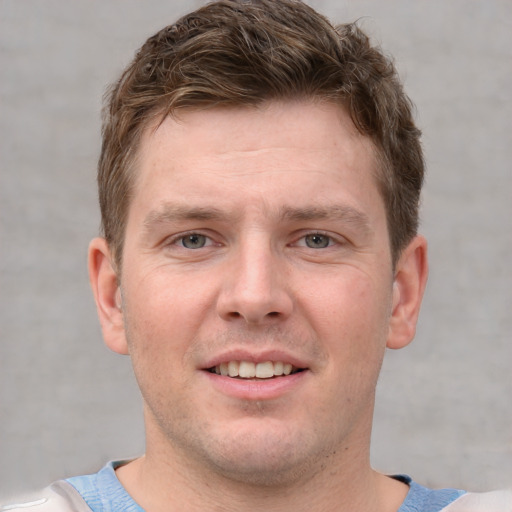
[{"xmin": 3, "ymin": 1, "xmax": 510, "ymax": 511}]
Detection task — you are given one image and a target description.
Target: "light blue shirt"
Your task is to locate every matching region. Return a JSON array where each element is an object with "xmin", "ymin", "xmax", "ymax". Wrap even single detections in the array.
[{"xmin": 67, "ymin": 461, "xmax": 466, "ymax": 512}]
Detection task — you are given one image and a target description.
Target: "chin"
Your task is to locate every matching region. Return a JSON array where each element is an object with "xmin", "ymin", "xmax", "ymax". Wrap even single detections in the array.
[
  {"xmin": 196, "ymin": 421, "xmax": 327, "ymax": 487},
  {"xmin": 211, "ymin": 451, "xmax": 315, "ymax": 488}
]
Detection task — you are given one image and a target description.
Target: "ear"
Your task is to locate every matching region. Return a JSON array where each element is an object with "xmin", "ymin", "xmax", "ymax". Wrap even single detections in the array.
[
  {"xmin": 386, "ymin": 235, "xmax": 428, "ymax": 350},
  {"xmin": 88, "ymin": 237, "xmax": 129, "ymax": 355}
]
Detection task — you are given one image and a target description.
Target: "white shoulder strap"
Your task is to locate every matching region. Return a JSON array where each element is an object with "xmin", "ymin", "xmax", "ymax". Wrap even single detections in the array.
[
  {"xmin": 441, "ymin": 489, "xmax": 512, "ymax": 512},
  {"xmin": 1, "ymin": 481, "xmax": 91, "ymax": 512}
]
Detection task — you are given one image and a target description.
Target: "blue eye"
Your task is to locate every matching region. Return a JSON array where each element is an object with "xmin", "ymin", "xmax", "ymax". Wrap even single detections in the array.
[
  {"xmin": 180, "ymin": 234, "xmax": 207, "ymax": 249},
  {"xmin": 304, "ymin": 233, "xmax": 331, "ymax": 248}
]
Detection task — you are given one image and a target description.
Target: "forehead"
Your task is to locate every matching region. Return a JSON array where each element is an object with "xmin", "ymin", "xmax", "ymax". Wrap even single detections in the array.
[{"xmin": 131, "ymin": 100, "xmax": 382, "ymax": 219}]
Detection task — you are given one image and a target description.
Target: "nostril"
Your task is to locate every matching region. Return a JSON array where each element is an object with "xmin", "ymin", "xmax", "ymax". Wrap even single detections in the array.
[{"xmin": 267, "ymin": 311, "xmax": 280, "ymax": 317}]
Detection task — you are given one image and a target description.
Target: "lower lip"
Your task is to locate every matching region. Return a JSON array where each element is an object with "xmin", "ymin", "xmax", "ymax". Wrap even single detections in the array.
[{"xmin": 203, "ymin": 370, "xmax": 308, "ymax": 401}]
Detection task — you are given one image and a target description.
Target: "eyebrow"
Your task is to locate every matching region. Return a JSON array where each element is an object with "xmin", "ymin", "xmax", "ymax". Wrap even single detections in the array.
[
  {"xmin": 279, "ymin": 205, "xmax": 372, "ymax": 235},
  {"xmin": 143, "ymin": 204, "xmax": 237, "ymax": 230},
  {"xmin": 143, "ymin": 202, "xmax": 372, "ymax": 235}
]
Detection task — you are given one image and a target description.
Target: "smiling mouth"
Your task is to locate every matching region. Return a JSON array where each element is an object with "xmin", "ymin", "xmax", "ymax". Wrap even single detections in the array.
[{"xmin": 207, "ymin": 361, "xmax": 305, "ymax": 379}]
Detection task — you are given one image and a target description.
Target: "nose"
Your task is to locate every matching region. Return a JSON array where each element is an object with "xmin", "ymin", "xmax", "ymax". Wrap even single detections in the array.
[{"xmin": 216, "ymin": 237, "xmax": 293, "ymax": 325}]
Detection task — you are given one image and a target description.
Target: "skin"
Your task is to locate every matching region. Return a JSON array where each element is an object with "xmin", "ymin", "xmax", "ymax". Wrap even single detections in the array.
[{"xmin": 89, "ymin": 100, "xmax": 428, "ymax": 511}]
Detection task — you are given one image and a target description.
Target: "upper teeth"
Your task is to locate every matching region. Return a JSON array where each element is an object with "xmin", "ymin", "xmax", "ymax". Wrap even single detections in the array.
[{"xmin": 212, "ymin": 361, "xmax": 294, "ymax": 379}]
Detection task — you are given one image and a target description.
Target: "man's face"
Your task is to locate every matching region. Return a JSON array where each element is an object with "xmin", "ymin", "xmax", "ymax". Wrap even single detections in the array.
[{"xmin": 99, "ymin": 101, "xmax": 412, "ymax": 484}]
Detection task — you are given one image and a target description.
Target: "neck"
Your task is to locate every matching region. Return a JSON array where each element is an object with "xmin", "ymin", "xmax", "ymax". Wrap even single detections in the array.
[{"xmin": 115, "ymin": 429, "xmax": 408, "ymax": 512}]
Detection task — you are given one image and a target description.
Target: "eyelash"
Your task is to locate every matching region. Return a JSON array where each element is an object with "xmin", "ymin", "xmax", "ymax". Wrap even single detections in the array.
[
  {"xmin": 165, "ymin": 230, "xmax": 341, "ymax": 251},
  {"xmin": 293, "ymin": 231, "xmax": 339, "ymax": 249},
  {"xmin": 167, "ymin": 231, "xmax": 215, "ymax": 249}
]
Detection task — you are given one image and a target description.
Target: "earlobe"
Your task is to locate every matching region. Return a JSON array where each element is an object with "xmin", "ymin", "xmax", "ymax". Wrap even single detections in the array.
[
  {"xmin": 386, "ymin": 235, "xmax": 428, "ymax": 350},
  {"xmin": 88, "ymin": 237, "xmax": 129, "ymax": 355}
]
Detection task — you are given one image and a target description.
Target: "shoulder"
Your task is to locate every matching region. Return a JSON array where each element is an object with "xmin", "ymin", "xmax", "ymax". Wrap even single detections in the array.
[
  {"xmin": 1, "ymin": 480, "xmax": 91, "ymax": 512},
  {"xmin": 398, "ymin": 476, "xmax": 512, "ymax": 512},
  {"xmin": 397, "ymin": 476, "xmax": 465, "ymax": 511},
  {"xmin": 1, "ymin": 461, "xmax": 129, "ymax": 512},
  {"xmin": 441, "ymin": 489, "xmax": 512, "ymax": 512}
]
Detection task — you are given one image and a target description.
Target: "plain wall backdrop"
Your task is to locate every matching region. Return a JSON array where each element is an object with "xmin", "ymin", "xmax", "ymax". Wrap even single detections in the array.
[{"xmin": 1, "ymin": 0, "xmax": 511, "ymax": 500}]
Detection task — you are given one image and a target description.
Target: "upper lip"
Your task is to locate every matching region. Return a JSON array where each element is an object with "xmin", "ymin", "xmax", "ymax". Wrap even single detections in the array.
[{"xmin": 201, "ymin": 349, "xmax": 310, "ymax": 370}]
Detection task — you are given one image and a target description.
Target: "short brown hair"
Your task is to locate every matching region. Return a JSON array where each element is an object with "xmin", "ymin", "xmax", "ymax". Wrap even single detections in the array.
[{"xmin": 99, "ymin": 0, "xmax": 424, "ymax": 270}]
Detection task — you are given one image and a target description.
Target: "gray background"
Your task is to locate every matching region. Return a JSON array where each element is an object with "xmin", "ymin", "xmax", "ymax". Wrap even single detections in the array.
[{"xmin": 1, "ymin": 0, "xmax": 511, "ymax": 500}]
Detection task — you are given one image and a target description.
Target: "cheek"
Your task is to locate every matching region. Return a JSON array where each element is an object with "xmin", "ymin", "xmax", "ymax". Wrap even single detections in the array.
[
  {"xmin": 122, "ymin": 294, "xmax": 196, "ymax": 415},
  {"xmin": 120, "ymin": 267, "xmax": 225, "ymax": 391},
  {"xmin": 121, "ymin": 280, "xmax": 195, "ymax": 365},
  {"xmin": 305, "ymin": 270, "xmax": 390, "ymax": 329},
  {"xmin": 301, "ymin": 271, "xmax": 392, "ymax": 366},
  {"xmin": 125, "ymin": 266, "xmax": 215, "ymax": 329}
]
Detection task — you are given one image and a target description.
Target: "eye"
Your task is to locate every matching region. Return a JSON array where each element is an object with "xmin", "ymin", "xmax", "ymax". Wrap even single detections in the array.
[
  {"xmin": 304, "ymin": 233, "xmax": 332, "ymax": 249},
  {"xmin": 179, "ymin": 233, "xmax": 209, "ymax": 249}
]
